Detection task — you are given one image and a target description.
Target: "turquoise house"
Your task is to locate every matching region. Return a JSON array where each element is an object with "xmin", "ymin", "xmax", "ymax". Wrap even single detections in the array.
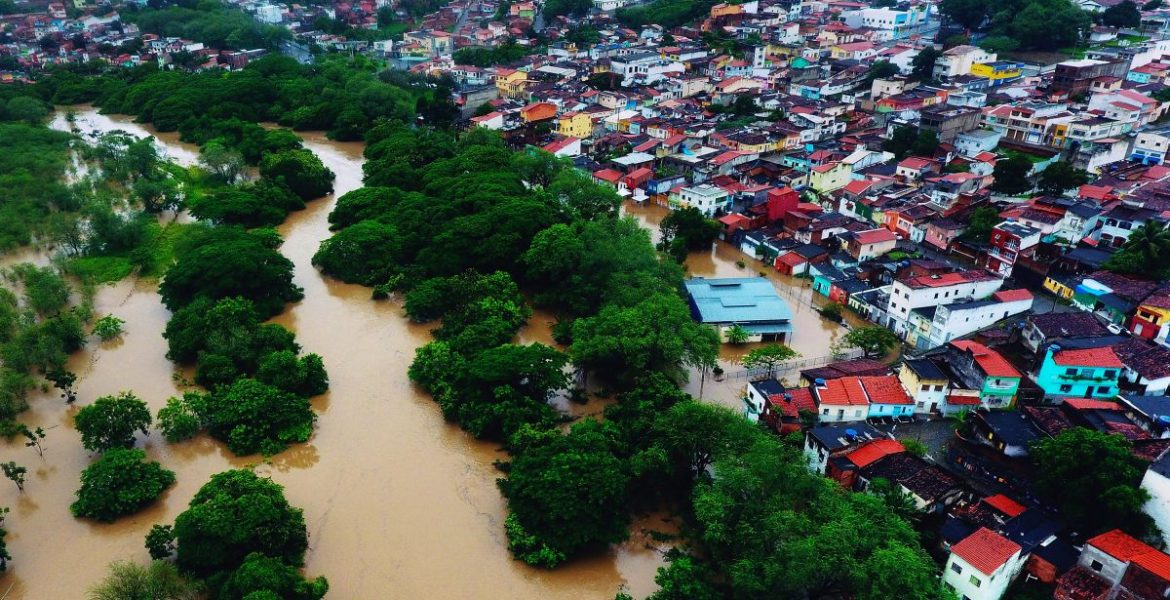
[{"xmin": 1035, "ymin": 344, "xmax": 1122, "ymax": 402}]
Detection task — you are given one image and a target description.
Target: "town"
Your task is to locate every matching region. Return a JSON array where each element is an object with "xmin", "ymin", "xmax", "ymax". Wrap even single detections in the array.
[{"xmin": 11, "ymin": 0, "xmax": 1170, "ymax": 597}]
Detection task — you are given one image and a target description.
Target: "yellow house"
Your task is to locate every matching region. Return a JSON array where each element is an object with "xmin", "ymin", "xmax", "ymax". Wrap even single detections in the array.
[
  {"xmin": 556, "ymin": 112, "xmax": 593, "ymax": 138},
  {"xmin": 494, "ymin": 68, "xmax": 528, "ymax": 99},
  {"xmin": 808, "ymin": 162, "xmax": 852, "ymax": 193},
  {"xmin": 1132, "ymin": 298, "xmax": 1170, "ymax": 339}
]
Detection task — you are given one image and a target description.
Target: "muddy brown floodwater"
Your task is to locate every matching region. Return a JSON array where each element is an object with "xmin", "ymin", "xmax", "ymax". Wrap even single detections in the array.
[{"xmin": 0, "ymin": 109, "xmax": 675, "ymax": 599}]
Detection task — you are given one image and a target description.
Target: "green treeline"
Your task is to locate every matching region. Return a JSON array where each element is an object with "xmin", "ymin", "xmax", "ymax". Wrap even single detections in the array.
[
  {"xmin": 940, "ymin": 0, "xmax": 1092, "ymax": 51},
  {"xmin": 315, "ymin": 125, "xmax": 949, "ymax": 598},
  {"xmin": 122, "ymin": 0, "xmax": 291, "ymax": 51},
  {"xmin": 38, "ymin": 54, "xmax": 458, "ymax": 142},
  {"xmin": 616, "ymin": 0, "xmax": 718, "ymax": 30}
]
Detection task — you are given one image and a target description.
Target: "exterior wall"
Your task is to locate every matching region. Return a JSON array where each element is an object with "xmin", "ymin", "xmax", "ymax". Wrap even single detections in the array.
[
  {"xmin": 900, "ymin": 366, "xmax": 949, "ymax": 414},
  {"xmin": 1142, "ymin": 468, "xmax": 1170, "ymax": 548},
  {"xmin": 804, "ymin": 436, "xmax": 829, "ymax": 473},
  {"xmin": 817, "ymin": 403, "xmax": 869, "ymax": 423},
  {"xmin": 1036, "ymin": 354, "xmax": 1120, "ymax": 401},
  {"xmin": 1078, "ymin": 545, "xmax": 1129, "ymax": 585},
  {"xmin": 868, "ymin": 402, "xmax": 915, "ymax": 418},
  {"xmin": 980, "ymin": 377, "xmax": 1021, "ymax": 407},
  {"xmin": 944, "ymin": 553, "xmax": 1023, "ymax": 600}
]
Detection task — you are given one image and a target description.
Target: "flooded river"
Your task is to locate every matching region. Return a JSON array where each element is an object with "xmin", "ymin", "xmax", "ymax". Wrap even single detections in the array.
[
  {"xmin": 0, "ymin": 110, "xmax": 672, "ymax": 599},
  {"xmin": 0, "ymin": 110, "xmax": 845, "ymax": 599}
]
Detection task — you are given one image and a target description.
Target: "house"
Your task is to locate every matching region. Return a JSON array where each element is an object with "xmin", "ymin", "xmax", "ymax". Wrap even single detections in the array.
[
  {"xmin": 905, "ymin": 289, "xmax": 1034, "ymax": 351},
  {"xmin": 983, "ymin": 222, "xmax": 1042, "ymax": 278},
  {"xmin": 520, "ymin": 102, "xmax": 558, "ymax": 123},
  {"xmin": 556, "ymin": 112, "xmax": 593, "ymax": 138},
  {"xmin": 1022, "ymin": 312, "xmax": 1110, "ymax": 355},
  {"xmin": 900, "ymin": 358, "xmax": 950, "ymax": 415},
  {"xmin": 861, "ymin": 452, "xmax": 965, "ymax": 511},
  {"xmin": 1142, "ymin": 450, "xmax": 1170, "ymax": 545},
  {"xmin": 970, "ymin": 410, "xmax": 1042, "ymax": 457},
  {"xmin": 810, "ymin": 375, "xmax": 916, "ymax": 422},
  {"xmin": 803, "ymin": 422, "xmax": 886, "ymax": 474},
  {"xmin": 470, "ymin": 111, "xmax": 505, "ymax": 130},
  {"xmin": 935, "ymin": 45, "xmax": 998, "ymax": 80},
  {"xmin": 943, "ymin": 528, "xmax": 1026, "ymax": 600},
  {"xmin": 684, "ymin": 277, "xmax": 793, "ymax": 343},
  {"xmin": 1035, "ymin": 345, "xmax": 1122, "ymax": 402},
  {"xmin": 745, "ymin": 379, "xmax": 785, "ymax": 423},
  {"xmin": 674, "ymin": 184, "xmax": 731, "ymax": 216},
  {"xmin": 1073, "ymin": 272, "xmax": 1158, "ymax": 326},
  {"xmin": 885, "ymin": 270, "xmax": 1003, "ymax": 338},
  {"xmin": 761, "ymin": 387, "xmax": 818, "ymax": 435},
  {"xmin": 1055, "ymin": 529, "xmax": 1170, "ymax": 600},
  {"xmin": 945, "ymin": 341, "xmax": 1022, "ymax": 408},
  {"xmin": 1130, "ymin": 292, "xmax": 1170, "ymax": 344},
  {"xmin": 828, "ymin": 438, "xmax": 905, "ymax": 487},
  {"xmin": 844, "ymin": 228, "xmax": 897, "ymax": 261},
  {"xmin": 1112, "ymin": 338, "xmax": 1170, "ymax": 397}
]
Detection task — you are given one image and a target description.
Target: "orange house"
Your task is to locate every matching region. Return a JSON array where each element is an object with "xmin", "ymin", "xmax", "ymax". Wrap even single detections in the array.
[{"xmin": 520, "ymin": 102, "xmax": 557, "ymax": 123}]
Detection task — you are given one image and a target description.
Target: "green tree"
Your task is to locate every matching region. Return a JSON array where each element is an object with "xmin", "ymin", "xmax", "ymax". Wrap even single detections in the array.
[
  {"xmin": 658, "ymin": 207, "xmax": 720, "ymax": 262},
  {"xmin": 1103, "ymin": 0, "xmax": 1142, "ymax": 26},
  {"xmin": 146, "ymin": 524, "xmax": 177, "ymax": 560},
  {"xmin": 259, "ymin": 149, "xmax": 335, "ymax": 201},
  {"xmin": 571, "ymin": 293, "xmax": 719, "ymax": 386},
  {"xmin": 646, "ymin": 550, "xmax": 721, "ymax": 600},
  {"xmin": 961, "ymin": 206, "xmax": 1002, "ymax": 243},
  {"xmin": 910, "ymin": 46, "xmax": 940, "ymax": 82},
  {"xmin": 157, "ymin": 394, "xmax": 205, "ymax": 443},
  {"xmin": 71, "ymin": 448, "xmax": 176, "ymax": 522},
  {"xmin": 840, "ymin": 326, "xmax": 900, "ymax": 357},
  {"xmin": 741, "ymin": 344, "xmax": 800, "ymax": 377},
  {"xmin": 312, "ymin": 220, "xmax": 403, "ymax": 285},
  {"xmin": 218, "ymin": 553, "xmax": 328, "ymax": 600},
  {"xmin": 173, "ymin": 470, "xmax": 310, "ymax": 576},
  {"xmin": 5, "ymin": 96, "xmax": 48, "ymax": 124},
  {"xmin": 92, "ymin": 315, "xmax": 125, "ymax": 341},
  {"xmin": 1, "ymin": 461, "xmax": 25, "ymax": 492},
  {"xmin": 991, "ymin": 154, "xmax": 1033, "ymax": 195},
  {"xmin": 725, "ymin": 324, "xmax": 750, "ymax": 345},
  {"xmin": 1031, "ymin": 427, "xmax": 1154, "ymax": 536},
  {"xmin": 201, "ymin": 379, "xmax": 315, "ymax": 456},
  {"xmin": 87, "ymin": 560, "xmax": 200, "ymax": 600},
  {"xmin": 1038, "ymin": 161, "xmax": 1089, "ymax": 196},
  {"xmin": 499, "ymin": 421, "xmax": 631, "ymax": 567},
  {"xmin": 940, "ymin": 0, "xmax": 990, "ymax": 29},
  {"xmin": 0, "ymin": 506, "xmax": 9, "ymax": 572},
  {"xmin": 74, "ymin": 392, "xmax": 152, "ymax": 452},
  {"xmin": 199, "ymin": 140, "xmax": 245, "ymax": 182},
  {"xmin": 159, "ymin": 227, "xmax": 302, "ymax": 318},
  {"xmin": 1105, "ymin": 221, "xmax": 1170, "ymax": 279},
  {"xmin": 864, "ymin": 60, "xmax": 899, "ymax": 88},
  {"xmin": 883, "ymin": 126, "xmax": 937, "ymax": 160}
]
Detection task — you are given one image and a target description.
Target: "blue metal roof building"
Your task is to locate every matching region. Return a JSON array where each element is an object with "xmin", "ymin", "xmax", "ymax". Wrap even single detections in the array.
[{"xmin": 684, "ymin": 277, "xmax": 794, "ymax": 343}]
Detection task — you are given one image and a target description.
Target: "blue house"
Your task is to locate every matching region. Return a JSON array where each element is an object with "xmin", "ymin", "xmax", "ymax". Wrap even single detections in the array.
[
  {"xmin": 684, "ymin": 277, "xmax": 794, "ymax": 343},
  {"xmin": 1034, "ymin": 344, "xmax": 1123, "ymax": 402}
]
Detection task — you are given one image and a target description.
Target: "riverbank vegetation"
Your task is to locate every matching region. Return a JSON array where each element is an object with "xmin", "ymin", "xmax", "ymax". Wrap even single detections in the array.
[
  {"xmin": 145, "ymin": 469, "xmax": 327, "ymax": 598},
  {"xmin": 315, "ymin": 124, "xmax": 949, "ymax": 598},
  {"xmin": 40, "ymin": 54, "xmax": 458, "ymax": 142}
]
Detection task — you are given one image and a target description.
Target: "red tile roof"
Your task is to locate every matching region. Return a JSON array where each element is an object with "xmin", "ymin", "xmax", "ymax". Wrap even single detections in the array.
[
  {"xmin": 860, "ymin": 375, "xmax": 913, "ymax": 405},
  {"xmin": 1088, "ymin": 529, "xmax": 1170, "ymax": 581},
  {"xmin": 1052, "ymin": 347, "xmax": 1123, "ymax": 368},
  {"xmin": 845, "ymin": 439, "xmax": 904, "ymax": 468},
  {"xmin": 947, "ymin": 393, "xmax": 982, "ymax": 406},
  {"xmin": 854, "ymin": 228, "xmax": 897, "ymax": 245},
  {"xmin": 1063, "ymin": 398, "xmax": 1121, "ymax": 411},
  {"xmin": 843, "ymin": 179, "xmax": 874, "ymax": 195},
  {"xmin": 593, "ymin": 169, "xmax": 622, "ymax": 183},
  {"xmin": 982, "ymin": 494, "xmax": 1027, "ymax": 518},
  {"xmin": 777, "ymin": 252, "xmax": 808, "ymax": 267},
  {"xmin": 951, "ymin": 528, "xmax": 1021, "ymax": 575},
  {"xmin": 951, "ymin": 341, "xmax": 1022, "ymax": 378},
  {"xmin": 898, "ymin": 157, "xmax": 932, "ymax": 170},
  {"xmin": 993, "ymin": 289, "xmax": 1033, "ymax": 303},
  {"xmin": 767, "ymin": 388, "xmax": 817, "ymax": 418},
  {"xmin": 815, "ymin": 377, "xmax": 870, "ymax": 407}
]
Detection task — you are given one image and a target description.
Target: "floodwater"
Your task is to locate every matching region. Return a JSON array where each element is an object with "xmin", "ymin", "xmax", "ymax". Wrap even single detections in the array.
[{"xmin": 0, "ymin": 110, "xmax": 674, "ymax": 599}]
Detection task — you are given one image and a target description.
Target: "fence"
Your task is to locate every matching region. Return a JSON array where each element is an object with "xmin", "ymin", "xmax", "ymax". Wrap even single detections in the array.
[{"xmin": 721, "ymin": 347, "xmax": 867, "ymax": 383}]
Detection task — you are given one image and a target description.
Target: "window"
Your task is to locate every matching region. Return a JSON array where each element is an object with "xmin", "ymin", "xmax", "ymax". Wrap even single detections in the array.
[
  {"xmin": 1098, "ymin": 386, "xmax": 1112, "ymax": 395},
  {"xmin": 1060, "ymin": 385, "xmax": 1072, "ymax": 393},
  {"xmin": 921, "ymin": 384, "xmax": 931, "ymax": 391},
  {"xmin": 1065, "ymin": 368, "xmax": 1078, "ymax": 376},
  {"xmin": 935, "ymin": 385, "xmax": 945, "ymax": 391},
  {"xmin": 950, "ymin": 563, "xmax": 963, "ymax": 574},
  {"xmin": 969, "ymin": 575, "xmax": 982, "ymax": 587},
  {"xmin": 1104, "ymin": 370, "xmax": 1117, "ymax": 378},
  {"xmin": 822, "ymin": 408, "xmax": 829, "ymax": 415},
  {"xmin": 1090, "ymin": 559, "xmax": 1103, "ymax": 572}
]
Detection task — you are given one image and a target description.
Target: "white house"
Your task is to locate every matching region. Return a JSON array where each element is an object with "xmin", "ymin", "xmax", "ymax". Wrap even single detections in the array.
[
  {"xmin": 676, "ymin": 184, "xmax": 732, "ymax": 216},
  {"xmin": 745, "ymin": 379, "xmax": 785, "ymax": 423},
  {"xmin": 935, "ymin": 45, "xmax": 997, "ymax": 80},
  {"xmin": 943, "ymin": 528, "xmax": 1026, "ymax": 600},
  {"xmin": 1142, "ymin": 451, "xmax": 1170, "ymax": 546},
  {"xmin": 885, "ymin": 271, "xmax": 1003, "ymax": 339}
]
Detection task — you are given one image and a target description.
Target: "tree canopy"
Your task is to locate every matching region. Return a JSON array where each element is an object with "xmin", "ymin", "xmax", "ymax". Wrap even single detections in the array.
[
  {"xmin": 74, "ymin": 392, "xmax": 152, "ymax": 453},
  {"xmin": 71, "ymin": 448, "xmax": 176, "ymax": 522},
  {"xmin": 1031, "ymin": 427, "xmax": 1154, "ymax": 536},
  {"xmin": 1105, "ymin": 221, "xmax": 1170, "ymax": 279}
]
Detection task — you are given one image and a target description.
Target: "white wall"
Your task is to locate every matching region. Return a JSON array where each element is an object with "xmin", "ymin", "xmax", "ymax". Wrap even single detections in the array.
[{"xmin": 1143, "ymin": 467, "xmax": 1170, "ymax": 548}]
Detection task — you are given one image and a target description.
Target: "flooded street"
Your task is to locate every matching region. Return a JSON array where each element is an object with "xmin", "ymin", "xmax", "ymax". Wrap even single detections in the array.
[{"xmin": 0, "ymin": 111, "xmax": 668, "ymax": 599}]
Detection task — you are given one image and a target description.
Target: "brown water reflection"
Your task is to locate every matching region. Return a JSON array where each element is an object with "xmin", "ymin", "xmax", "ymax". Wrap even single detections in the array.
[{"xmin": 0, "ymin": 113, "xmax": 666, "ymax": 599}]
